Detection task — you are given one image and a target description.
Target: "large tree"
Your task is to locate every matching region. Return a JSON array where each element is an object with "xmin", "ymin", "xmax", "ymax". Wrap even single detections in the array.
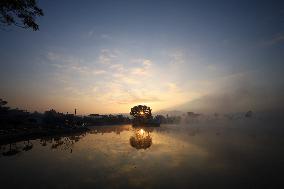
[
  {"xmin": 130, "ymin": 105, "xmax": 152, "ymax": 121},
  {"xmin": 0, "ymin": 99, "xmax": 9, "ymax": 113},
  {"xmin": 0, "ymin": 0, "xmax": 43, "ymax": 31},
  {"xmin": 0, "ymin": 99, "xmax": 7, "ymax": 107}
]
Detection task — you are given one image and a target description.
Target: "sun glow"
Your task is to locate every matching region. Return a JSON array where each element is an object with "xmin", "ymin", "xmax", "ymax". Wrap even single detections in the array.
[{"xmin": 139, "ymin": 129, "xmax": 145, "ymax": 135}]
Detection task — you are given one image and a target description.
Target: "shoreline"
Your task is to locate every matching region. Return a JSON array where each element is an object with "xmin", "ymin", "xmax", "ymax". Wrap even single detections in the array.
[{"xmin": 0, "ymin": 127, "xmax": 89, "ymax": 145}]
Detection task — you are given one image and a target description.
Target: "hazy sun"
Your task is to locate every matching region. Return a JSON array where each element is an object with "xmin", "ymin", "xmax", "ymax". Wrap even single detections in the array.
[{"xmin": 139, "ymin": 129, "xmax": 145, "ymax": 135}]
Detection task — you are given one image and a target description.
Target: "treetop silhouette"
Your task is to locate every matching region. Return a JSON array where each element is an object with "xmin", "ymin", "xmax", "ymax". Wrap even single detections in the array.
[
  {"xmin": 0, "ymin": 0, "xmax": 43, "ymax": 31},
  {"xmin": 130, "ymin": 105, "xmax": 152, "ymax": 121}
]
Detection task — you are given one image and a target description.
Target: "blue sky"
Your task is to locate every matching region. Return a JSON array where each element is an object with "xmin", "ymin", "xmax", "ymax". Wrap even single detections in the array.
[{"xmin": 0, "ymin": 0, "xmax": 283, "ymax": 114}]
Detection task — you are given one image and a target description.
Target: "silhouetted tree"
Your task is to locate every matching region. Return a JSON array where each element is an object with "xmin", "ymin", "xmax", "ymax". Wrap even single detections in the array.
[
  {"xmin": 43, "ymin": 109, "xmax": 65, "ymax": 127},
  {"xmin": 0, "ymin": 98, "xmax": 7, "ymax": 107},
  {"xmin": 0, "ymin": 0, "xmax": 43, "ymax": 31},
  {"xmin": 245, "ymin": 110, "xmax": 253, "ymax": 118},
  {"xmin": 130, "ymin": 105, "xmax": 152, "ymax": 121},
  {"xmin": 154, "ymin": 115, "xmax": 166, "ymax": 123}
]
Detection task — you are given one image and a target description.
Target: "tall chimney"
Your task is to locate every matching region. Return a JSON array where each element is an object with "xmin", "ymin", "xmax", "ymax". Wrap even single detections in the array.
[{"xmin": 75, "ymin": 108, "xmax": 77, "ymax": 115}]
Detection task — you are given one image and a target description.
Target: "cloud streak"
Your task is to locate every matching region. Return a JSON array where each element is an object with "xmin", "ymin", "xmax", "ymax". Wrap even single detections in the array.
[
  {"xmin": 40, "ymin": 49, "xmax": 191, "ymax": 113},
  {"xmin": 262, "ymin": 33, "xmax": 284, "ymax": 46}
]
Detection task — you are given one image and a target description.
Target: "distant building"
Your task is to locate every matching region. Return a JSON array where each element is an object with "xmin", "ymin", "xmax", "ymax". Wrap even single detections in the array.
[
  {"xmin": 89, "ymin": 114, "xmax": 103, "ymax": 119},
  {"xmin": 187, "ymin": 112, "xmax": 200, "ymax": 118}
]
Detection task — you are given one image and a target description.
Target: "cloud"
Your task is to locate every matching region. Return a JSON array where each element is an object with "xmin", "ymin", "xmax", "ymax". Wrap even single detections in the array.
[
  {"xmin": 101, "ymin": 34, "xmax": 112, "ymax": 40},
  {"xmin": 143, "ymin": 59, "xmax": 152, "ymax": 67},
  {"xmin": 176, "ymin": 87, "xmax": 284, "ymax": 114},
  {"xmin": 109, "ymin": 64, "xmax": 125, "ymax": 72},
  {"xmin": 46, "ymin": 52, "xmax": 91, "ymax": 74},
  {"xmin": 113, "ymin": 74, "xmax": 139, "ymax": 84},
  {"xmin": 41, "ymin": 49, "xmax": 192, "ymax": 112},
  {"xmin": 117, "ymin": 95, "xmax": 162, "ymax": 105},
  {"xmin": 98, "ymin": 49, "xmax": 118, "ymax": 64},
  {"xmin": 166, "ymin": 82, "xmax": 181, "ymax": 93},
  {"xmin": 130, "ymin": 59, "xmax": 153, "ymax": 76},
  {"xmin": 206, "ymin": 64, "xmax": 217, "ymax": 71},
  {"xmin": 171, "ymin": 71, "xmax": 284, "ymax": 114},
  {"xmin": 106, "ymin": 88, "xmax": 162, "ymax": 105},
  {"xmin": 93, "ymin": 70, "xmax": 107, "ymax": 75},
  {"xmin": 130, "ymin": 68, "xmax": 148, "ymax": 75},
  {"xmin": 87, "ymin": 30, "xmax": 95, "ymax": 38},
  {"xmin": 262, "ymin": 33, "xmax": 284, "ymax": 46},
  {"xmin": 169, "ymin": 51, "xmax": 184, "ymax": 65},
  {"xmin": 86, "ymin": 30, "xmax": 112, "ymax": 40},
  {"xmin": 47, "ymin": 52, "xmax": 81, "ymax": 65}
]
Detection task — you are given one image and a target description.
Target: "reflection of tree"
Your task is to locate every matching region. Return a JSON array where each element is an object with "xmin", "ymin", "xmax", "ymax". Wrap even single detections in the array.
[
  {"xmin": 22, "ymin": 140, "xmax": 33, "ymax": 151},
  {"xmin": 129, "ymin": 129, "xmax": 152, "ymax": 150},
  {"xmin": 50, "ymin": 135, "xmax": 84, "ymax": 152},
  {"xmin": 0, "ymin": 126, "xmax": 158, "ymax": 157},
  {"xmin": 40, "ymin": 138, "xmax": 48, "ymax": 146},
  {"xmin": 0, "ymin": 141, "xmax": 33, "ymax": 156},
  {"xmin": 2, "ymin": 143, "xmax": 20, "ymax": 156},
  {"xmin": 89, "ymin": 125, "xmax": 130, "ymax": 135},
  {"xmin": 0, "ymin": 132, "xmax": 87, "ymax": 157}
]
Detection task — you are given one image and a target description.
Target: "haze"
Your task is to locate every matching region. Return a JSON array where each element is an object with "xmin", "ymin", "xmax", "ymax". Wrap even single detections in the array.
[{"xmin": 0, "ymin": 0, "xmax": 283, "ymax": 115}]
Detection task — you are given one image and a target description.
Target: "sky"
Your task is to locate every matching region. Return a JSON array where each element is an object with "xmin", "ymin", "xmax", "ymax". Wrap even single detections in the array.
[{"xmin": 0, "ymin": 0, "xmax": 284, "ymax": 114}]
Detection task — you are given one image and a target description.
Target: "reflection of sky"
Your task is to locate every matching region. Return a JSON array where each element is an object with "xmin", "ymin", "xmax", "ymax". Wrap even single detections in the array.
[
  {"xmin": 0, "ymin": 1, "xmax": 284, "ymax": 114},
  {"xmin": 0, "ymin": 125, "xmax": 208, "ymax": 188},
  {"xmin": 0, "ymin": 123, "xmax": 284, "ymax": 188}
]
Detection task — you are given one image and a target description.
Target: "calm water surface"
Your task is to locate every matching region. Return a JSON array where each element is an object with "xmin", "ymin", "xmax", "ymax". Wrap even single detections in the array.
[{"xmin": 1, "ymin": 120, "xmax": 284, "ymax": 189}]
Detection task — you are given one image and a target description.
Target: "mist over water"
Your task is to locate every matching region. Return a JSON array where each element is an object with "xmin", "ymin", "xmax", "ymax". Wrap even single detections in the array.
[{"xmin": 1, "ymin": 118, "xmax": 283, "ymax": 189}]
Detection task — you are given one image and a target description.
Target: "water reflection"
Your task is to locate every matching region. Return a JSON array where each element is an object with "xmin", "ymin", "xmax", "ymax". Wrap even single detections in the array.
[
  {"xmin": 0, "ymin": 133, "xmax": 87, "ymax": 156},
  {"xmin": 22, "ymin": 140, "xmax": 33, "ymax": 151},
  {"xmin": 1, "ymin": 143, "xmax": 21, "ymax": 156},
  {"xmin": 130, "ymin": 128, "xmax": 152, "ymax": 149},
  {"xmin": 88, "ymin": 125, "xmax": 131, "ymax": 135},
  {"xmin": 0, "ymin": 123, "xmax": 284, "ymax": 188},
  {"xmin": 0, "ymin": 140, "xmax": 33, "ymax": 156},
  {"xmin": 0, "ymin": 125, "xmax": 158, "ymax": 156}
]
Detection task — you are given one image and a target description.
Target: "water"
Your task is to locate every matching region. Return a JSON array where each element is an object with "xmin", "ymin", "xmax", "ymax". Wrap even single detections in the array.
[{"xmin": 0, "ymin": 120, "xmax": 284, "ymax": 189}]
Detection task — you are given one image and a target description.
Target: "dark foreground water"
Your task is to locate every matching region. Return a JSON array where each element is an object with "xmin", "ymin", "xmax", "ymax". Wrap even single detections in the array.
[{"xmin": 0, "ymin": 119, "xmax": 284, "ymax": 189}]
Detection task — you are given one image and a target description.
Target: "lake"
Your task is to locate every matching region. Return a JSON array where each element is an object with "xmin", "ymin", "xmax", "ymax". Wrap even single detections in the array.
[{"xmin": 0, "ymin": 119, "xmax": 283, "ymax": 189}]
